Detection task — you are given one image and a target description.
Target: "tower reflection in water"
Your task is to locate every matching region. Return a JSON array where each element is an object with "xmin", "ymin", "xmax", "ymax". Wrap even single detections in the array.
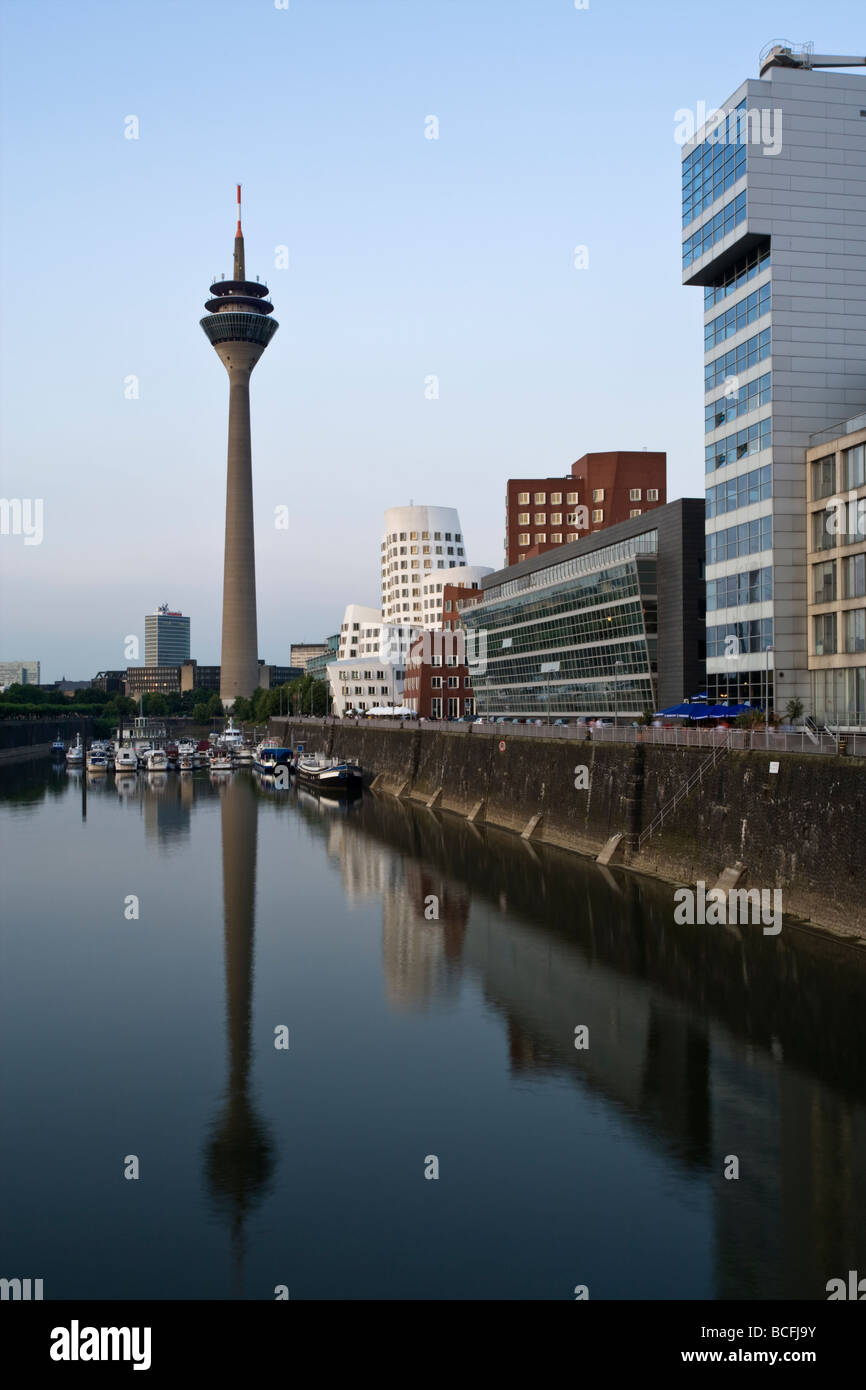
[{"xmin": 204, "ymin": 773, "xmax": 274, "ymax": 1296}]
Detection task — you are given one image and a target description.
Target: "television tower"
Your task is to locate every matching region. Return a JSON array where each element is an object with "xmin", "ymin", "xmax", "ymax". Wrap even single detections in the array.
[{"xmin": 201, "ymin": 187, "xmax": 278, "ymax": 705}]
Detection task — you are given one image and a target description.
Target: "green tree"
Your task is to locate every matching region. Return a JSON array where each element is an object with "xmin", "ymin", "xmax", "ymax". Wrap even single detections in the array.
[
  {"xmin": 231, "ymin": 695, "xmax": 252, "ymax": 722},
  {"xmin": 193, "ymin": 702, "xmax": 209, "ymax": 724},
  {"xmin": 784, "ymin": 697, "xmax": 804, "ymax": 724},
  {"xmin": 206, "ymin": 692, "xmax": 223, "ymax": 718}
]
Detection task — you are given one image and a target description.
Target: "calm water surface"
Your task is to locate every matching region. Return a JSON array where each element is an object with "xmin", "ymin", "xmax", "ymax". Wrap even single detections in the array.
[{"xmin": 2, "ymin": 760, "xmax": 865, "ymax": 1300}]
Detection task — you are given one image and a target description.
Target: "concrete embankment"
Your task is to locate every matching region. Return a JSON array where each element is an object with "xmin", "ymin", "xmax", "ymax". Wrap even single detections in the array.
[
  {"xmin": 0, "ymin": 718, "xmax": 94, "ymax": 765},
  {"xmin": 272, "ymin": 719, "xmax": 866, "ymax": 938}
]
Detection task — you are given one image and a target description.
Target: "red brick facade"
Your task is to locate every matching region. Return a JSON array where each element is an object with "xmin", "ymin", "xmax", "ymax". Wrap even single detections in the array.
[
  {"xmin": 504, "ymin": 451, "xmax": 666, "ymax": 566},
  {"xmin": 404, "ymin": 625, "xmax": 476, "ymax": 719}
]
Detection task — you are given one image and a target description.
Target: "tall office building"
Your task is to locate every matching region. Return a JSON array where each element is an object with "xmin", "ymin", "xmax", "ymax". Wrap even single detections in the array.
[
  {"xmin": 201, "ymin": 187, "xmax": 278, "ymax": 706},
  {"xmin": 682, "ymin": 46, "xmax": 866, "ymax": 710},
  {"xmin": 144, "ymin": 605, "xmax": 190, "ymax": 666}
]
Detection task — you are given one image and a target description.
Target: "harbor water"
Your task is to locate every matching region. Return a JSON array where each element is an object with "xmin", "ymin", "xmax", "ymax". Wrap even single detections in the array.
[{"xmin": 2, "ymin": 760, "xmax": 865, "ymax": 1300}]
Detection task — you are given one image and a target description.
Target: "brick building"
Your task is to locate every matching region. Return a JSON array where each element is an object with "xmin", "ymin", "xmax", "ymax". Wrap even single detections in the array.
[
  {"xmin": 505, "ymin": 451, "xmax": 666, "ymax": 566},
  {"xmin": 404, "ymin": 584, "xmax": 484, "ymax": 718}
]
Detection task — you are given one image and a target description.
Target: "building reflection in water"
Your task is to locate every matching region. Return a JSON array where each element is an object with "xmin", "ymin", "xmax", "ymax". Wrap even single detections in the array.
[
  {"xmin": 203, "ymin": 773, "xmax": 274, "ymax": 1296},
  {"xmin": 302, "ymin": 789, "xmax": 866, "ymax": 1300}
]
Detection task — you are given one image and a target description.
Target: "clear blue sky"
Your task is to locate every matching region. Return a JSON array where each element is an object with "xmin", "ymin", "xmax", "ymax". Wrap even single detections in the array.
[{"xmin": 1, "ymin": 0, "xmax": 861, "ymax": 680}]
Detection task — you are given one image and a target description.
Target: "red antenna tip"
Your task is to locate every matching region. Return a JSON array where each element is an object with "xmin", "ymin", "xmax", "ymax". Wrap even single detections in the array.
[{"xmin": 235, "ymin": 184, "xmax": 242, "ymax": 236}]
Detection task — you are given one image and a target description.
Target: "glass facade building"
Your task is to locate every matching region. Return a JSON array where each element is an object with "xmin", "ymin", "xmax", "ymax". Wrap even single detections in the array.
[{"xmin": 460, "ymin": 501, "xmax": 705, "ymax": 720}]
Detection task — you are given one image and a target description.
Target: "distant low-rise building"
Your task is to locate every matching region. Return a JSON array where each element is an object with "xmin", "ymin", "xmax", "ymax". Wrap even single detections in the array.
[
  {"xmin": 290, "ymin": 642, "xmax": 329, "ymax": 671},
  {"xmin": 0, "ymin": 660, "xmax": 40, "ymax": 686},
  {"xmin": 92, "ymin": 670, "xmax": 125, "ymax": 694},
  {"xmin": 305, "ymin": 635, "xmax": 339, "ymax": 684}
]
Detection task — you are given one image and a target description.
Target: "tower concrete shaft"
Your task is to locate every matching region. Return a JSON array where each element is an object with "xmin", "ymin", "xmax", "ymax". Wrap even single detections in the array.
[{"xmin": 201, "ymin": 187, "xmax": 278, "ymax": 705}]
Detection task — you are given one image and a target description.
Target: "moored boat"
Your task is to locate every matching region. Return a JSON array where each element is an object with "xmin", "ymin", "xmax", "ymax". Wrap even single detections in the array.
[
  {"xmin": 86, "ymin": 749, "xmax": 109, "ymax": 773},
  {"xmin": 295, "ymin": 754, "xmax": 363, "ymax": 793},
  {"xmin": 65, "ymin": 736, "xmax": 84, "ymax": 766},
  {"xmin": 115, "ymin": 745, "xmax": 138, "ymax": 773},
  {"xmin": 145, "ymin": 748, "xmax": 168, "ymax": 772},
  {"xmin": 210, "ymin": 750, "xmax": 234, "ymax": 772},
  {"xmin": 254, "ymin": 739, "xmax": 292, "ymax": 771},
  {"xmin": 51, "ymin": 733, "xmax": 66, "ymax": 756}
]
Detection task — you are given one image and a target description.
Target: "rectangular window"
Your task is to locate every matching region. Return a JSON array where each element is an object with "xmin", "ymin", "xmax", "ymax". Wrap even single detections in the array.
[
  {"xmin": 447, "ymin": 676, "xmax": 459, "ymax": 688},
  {"xmin": 592, "ymin": 489, "xmax": 604, "ymax": 502},
  {"xmin": 431, "ymin": 697, "xmax": 442, "ymax": 718},
  {"xmin": 629, "ymin": 488, "xmax": 641, "ymax": 501},
  {"xmin": 567, "ymin": 492, "xmax": 578, "ymax": 504},
  {"xmin": 534, "ymin": 492, "xmax": 546, "ymax": 504},
  {"xmin": 814, "ymin": 612, "xmax": 837, "ymax": 655},
  {"xmin": 843, "ymin": 444, "xmax": 866, "ymax": 490},
  {"xmin": 629, "ymin": 509, "xmax": 642, "ymax": 518},
  {"xmin": 534, "ymin": 512, "xmax": 546, "ymax": 524},
  {"xmin": 517, "ymin": 493, "xmax": 529, "ymax": 505},
  {"xmin": 646, "ymin": 488, "xmax": 659, "ymax": 502},
  {"xmin": 813, "ymin": 560, "xmax": 837, "ymax": 604},
  {"xmin": 431, "ymin": 676, "xmax": 442, "ymax": 688},
  {"xmin": 844, "ymin": 607, "xmax": 866, "ymax": 654},
  {"xmin": 550, "ymin": 492, "xmax": 562, "ymax": 504},
  {"xmin": 843, "ymin": 553, "xmax": 866, "ymax": 599},
  {"xmin": 592, "ymin": 509, "xmax": 603, "ymax": 523},
  {"xmin": 550, "ymin": 512, "xmax": 562, "ymax": 525},
  {"xmin": 551, "ymin": 533, "xmax": 562, "ymax": 543},
  {"xmin": 447, "ymin": 698, "xmax": 459, "ymax": 717},
  {"xmin": 518, "ymin": 533, "xmax": 529, "ymax": 546},
  {"xmin": 811, "ymin": 455, "xmax": 837, "ymax": 500},
  {"xmin": 534, "ymin": 533, "xmax": 546, "ymax": 544},
  {"xmin": 518, "ymin": 512, "xmax": 529, "ymax": 524}
]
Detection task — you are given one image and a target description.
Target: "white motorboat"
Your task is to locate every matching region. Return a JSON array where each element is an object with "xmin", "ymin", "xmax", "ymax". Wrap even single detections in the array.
[
  {"xmin": 210, "ymin": 751, "xmax": 234, "ymax": 772},
  {"xmin": 222, "ymin": 718, "xmax": 244, "ymax": 750},
  {"xmin": 178, "ymin": 752, "xmax": 194, "ymax": 772},
  {"xmin": 86, "ymin": 749, "xmax": 109, "ymax": 773},
  {"xmin": 145, "ymin": 748, "xmax": 168, "ymax": 772},
  {"xmin": 65, "ymin": 736, "xmax": 84, "ymax": 766},
  {"xmin": 134, "ymin": 742, "xmax": 152, "ymax": 767},
  {"xmin": 115, "ymin": 745, "xmax": 138, "ymax": 773}
]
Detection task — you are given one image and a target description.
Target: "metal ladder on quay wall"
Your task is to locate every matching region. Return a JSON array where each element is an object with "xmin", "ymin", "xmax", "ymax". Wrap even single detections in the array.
[{"xmin": 637, "ymin": 732, "xmax": 732, "ymax": 849}]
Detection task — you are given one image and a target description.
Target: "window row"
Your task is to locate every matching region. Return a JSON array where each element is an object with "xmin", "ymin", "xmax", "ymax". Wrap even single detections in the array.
[
  {"xmin": 704, "ymin": 282, "xmax": 770, "ymax": 351},
  {"xmin": 704, "ymin": 245, "xmax": 770, "ymax": 310},
  {"xmin": 706, "ymin": 566, "xmax": 772, "ymax": 611},
  {"xmin": 386, "ymin": 531, "xmax": 461, "ymax": 542},
  {"xmin": 705, "ymin": 373, "xmax": 771, "ymax": 434},
  {"xmin": 705, "ymin": 416, "xmax": 771, "ymax": 473},
  {"xmin": 705, "ymin": 327, "xmax": 770, "ymax": 393},
  {"xmin": 707, "ymin": 618, "xmax": 774, "ymax": 658},
  {"xmin": 811, "ymin": 557, "xmax": 866, "ymax": 603},
  {"xmin": 706, "ymin": 464, "xmax": 771, "ymax": 519},
  {"xmin": 813, "ymin": 444, "xmax": 866, "ymax": 498},
  {"xmin": 814, "ymin": 609, "xmax": 866, "ymax": 656},
  {"xmin": 516, "ymin": 491, "xmax": 580, "ymax": 505},
  {"xmin": 683, "ymin": 191, "xmax": 746, "ymax": 269},
  {"xmin": 811, "ymin": 498, "xmax": 866, "ymax": 551},
  {"xmin": 706, "ymin": 514, "xmax": 772, "ymax": 564}
]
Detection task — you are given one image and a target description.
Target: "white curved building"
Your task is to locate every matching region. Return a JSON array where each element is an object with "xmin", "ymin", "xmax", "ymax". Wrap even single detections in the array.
[
  {"xmin": 381, "ymin": 506, "xmax": 468, "ymax": 625},
  {"xmin": 420, "ymin": 563, "xmax": 493, "ymax": 629}
]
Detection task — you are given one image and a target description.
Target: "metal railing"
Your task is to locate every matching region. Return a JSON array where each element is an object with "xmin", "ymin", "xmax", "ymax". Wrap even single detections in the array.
[
  {"xmin": 276, "ymin": 715, "xmax": 866, "ymax": 757},
  {"xmin": 638, "ymin": 733, "xmax": 733, "ymax": 848}
]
